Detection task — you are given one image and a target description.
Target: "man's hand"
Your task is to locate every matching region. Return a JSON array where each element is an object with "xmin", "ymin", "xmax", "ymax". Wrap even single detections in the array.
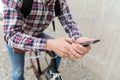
[
  {"xmin": 70, "ymin": 37, "xmax": 93, "ymax": 59},
  {"xmin": 46, "ymin": 37, "xmax": 93, "ymax": 59},
  {"xmin": 46, "ymin": 37, "xmax": 74, "ymax": 57}
]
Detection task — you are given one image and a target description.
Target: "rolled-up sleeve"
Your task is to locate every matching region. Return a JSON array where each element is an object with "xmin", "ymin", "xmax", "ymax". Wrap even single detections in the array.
[
  {"xmin": 2, "ymin": 0, "xmax": 48, "ymax": 52},
  {"xmin": 58, "ymin": 0, "xmax": 82, "ymax": 40}
]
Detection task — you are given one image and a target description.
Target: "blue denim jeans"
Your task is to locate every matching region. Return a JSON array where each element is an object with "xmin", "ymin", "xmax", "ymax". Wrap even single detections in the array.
[{"xmin": 6, "ymin": 33, "xmax": 61, "ymax": 80}]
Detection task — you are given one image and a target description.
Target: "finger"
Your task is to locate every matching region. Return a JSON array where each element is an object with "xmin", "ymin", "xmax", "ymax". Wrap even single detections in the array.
[
  {"xmin": 84, "ymin": 45, "xmax": 91, "ymax": 54},
  {"xmin": 75, "ymin": 37, "xmax": 94, "ymax": 44},
  {"xmin": 64, "ymin": 38, "xmax": 74, "ymax": 44},
  {"xmin": 65, "ymin": 46, "xmax": 75, "ymax": 58},
  {"xmin": 69, "ymin": 47, "xmax": 80, "ymax": 58},
  {"xmin": 68, "ymin": 45, "xmax": 85, "ymax": 59},
  {"xmin": 79, "ymin": 44, "xmax": 91, "ymax": 54},
  {"xmin": 79, "ymin": 54, "xmax": 85, "ymax": 59},
  {"xmin": 65, "ymin": 45, "xmax": 77, "ymax": 59},
  {"xmin": 63, "ymin": 46, "xmax": 71, "ymax": 56},
  {"xmin": 72, "ymin": 43, "xmax": 84, "ymax": 56},
  {"xmin": 59, "ymin": 47, "xmax": 72, "ymax": 57}
]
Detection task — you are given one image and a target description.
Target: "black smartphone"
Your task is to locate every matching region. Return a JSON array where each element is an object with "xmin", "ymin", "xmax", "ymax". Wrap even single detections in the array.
[{"xmin": 80, "ymin": 39, "xmax": 100, "ymax": 47}]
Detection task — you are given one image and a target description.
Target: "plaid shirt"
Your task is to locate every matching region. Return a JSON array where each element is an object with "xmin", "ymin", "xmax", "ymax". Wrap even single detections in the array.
[{"xmin": 2, "ymin": 0, "xmax": 82, "ymax": 52}]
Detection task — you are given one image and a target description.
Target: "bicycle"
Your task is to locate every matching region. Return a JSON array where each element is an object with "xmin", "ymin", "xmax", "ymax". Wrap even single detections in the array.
[{"xmin": 25, "ymin": 51, "xmax": 63, "ymax": 80}]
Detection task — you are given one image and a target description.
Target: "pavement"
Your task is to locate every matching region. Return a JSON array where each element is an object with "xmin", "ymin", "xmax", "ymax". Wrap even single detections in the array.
[{"xmin": 0, "ymin": 20, "xmax": 100, "ymax": 80}]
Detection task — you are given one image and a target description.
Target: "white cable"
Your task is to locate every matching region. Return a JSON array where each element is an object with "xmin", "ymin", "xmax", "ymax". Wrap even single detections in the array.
[{"xmin": 25, "ymin": 55, "xmax": 41, "ymax": 62}]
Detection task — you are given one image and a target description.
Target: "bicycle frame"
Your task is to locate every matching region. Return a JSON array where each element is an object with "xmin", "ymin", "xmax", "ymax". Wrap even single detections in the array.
[
  {"xmin": 26, "ymin": 51, "xmax": 63, "ymax": 80},
  {"xmin": 29, "ymin": 52, "xmax": 42, "ymax": 79}
]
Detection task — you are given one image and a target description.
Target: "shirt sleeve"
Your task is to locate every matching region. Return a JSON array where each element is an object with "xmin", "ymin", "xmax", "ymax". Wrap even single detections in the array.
[
  {"xmin": 58, "ymin": 0, "xmax": 82, "ymax": 40},
  {"xmin": 2, "ymin": 0, "xmax": 48, "ymax": 52}
]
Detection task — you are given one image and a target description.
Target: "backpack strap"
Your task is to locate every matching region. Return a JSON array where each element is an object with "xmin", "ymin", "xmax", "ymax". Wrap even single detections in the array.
[
  {"xmin": 21, "ymin": 0, "xmax": 33, "ymax": 18},
  {"xmin": 52, "ymin": 0, "xmax": 60, "ymax": 31},
  {"xmin": 21, "ymin": 0, "xmax": 60, "ymax": 18},
  {"xmin": 21, "ymin": 0, "xmax": 60, "ymax": 31},
  {"xmin": 54, "ymin": 0, "xmax": 60, "ymax": 16}
]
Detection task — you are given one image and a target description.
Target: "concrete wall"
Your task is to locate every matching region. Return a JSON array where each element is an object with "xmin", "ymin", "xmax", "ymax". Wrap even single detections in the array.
[{"xmin": 67, "ymin": 0, "xmax": 120, "ymax": 80}]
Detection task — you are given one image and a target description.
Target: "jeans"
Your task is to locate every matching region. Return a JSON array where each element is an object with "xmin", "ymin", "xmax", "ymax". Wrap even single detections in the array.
[{"xmin": 6, "ymin": 33, "xmax": 61, "ymax": 80}]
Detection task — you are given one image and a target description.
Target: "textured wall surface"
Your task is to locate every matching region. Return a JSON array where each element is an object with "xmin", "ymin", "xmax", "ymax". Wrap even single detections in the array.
[{"xmin": 66, "ymin": 0, "xmax": 120, "ymax": 80}]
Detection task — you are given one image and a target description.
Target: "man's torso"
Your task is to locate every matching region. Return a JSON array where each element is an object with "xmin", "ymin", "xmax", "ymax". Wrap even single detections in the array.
[{"xmin": 23, "ymin": 0, "xmax": 56, "ymax": 36}]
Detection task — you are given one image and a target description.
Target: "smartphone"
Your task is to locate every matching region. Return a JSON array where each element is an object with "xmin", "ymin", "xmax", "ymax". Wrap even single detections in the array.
[{"xmin": 80, "ymin": 39, "xmax": 100, "ymax": 47}]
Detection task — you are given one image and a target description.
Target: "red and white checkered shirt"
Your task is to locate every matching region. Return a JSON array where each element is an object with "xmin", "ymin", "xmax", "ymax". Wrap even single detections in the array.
[{"xmin": 2, "ymin": 0, "xmax": 82, "ymax": 52}]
